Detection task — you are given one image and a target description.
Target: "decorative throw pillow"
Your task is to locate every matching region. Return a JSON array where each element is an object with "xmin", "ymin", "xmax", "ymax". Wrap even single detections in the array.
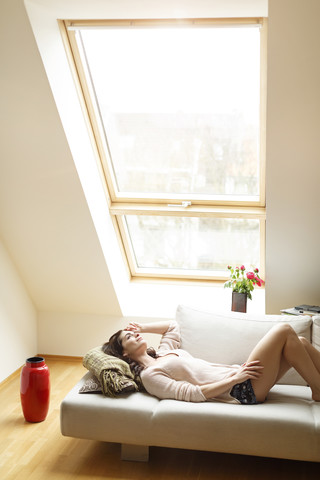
[
  {"xmin": 82, "ymin": 346, "xmax": 142, "ymax": 397},
  {"xmin": 79, "ymin": 374, "xmax": 102, "ymax": 393}
]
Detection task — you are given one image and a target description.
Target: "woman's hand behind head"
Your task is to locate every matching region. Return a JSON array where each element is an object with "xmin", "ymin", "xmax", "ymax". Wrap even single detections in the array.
[{"xmin": 125, "ymin": 322, "xmax": 142, "ymax": 332}]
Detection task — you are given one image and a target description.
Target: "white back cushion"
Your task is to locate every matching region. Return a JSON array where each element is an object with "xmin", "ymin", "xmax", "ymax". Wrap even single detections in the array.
[
  {"xmin": 312, "ymin": 316, "xmax": 320, "ymax": 351},
  {"xmin": 176, "ymin": 305, "xmax": 312, "ymax": 386}
]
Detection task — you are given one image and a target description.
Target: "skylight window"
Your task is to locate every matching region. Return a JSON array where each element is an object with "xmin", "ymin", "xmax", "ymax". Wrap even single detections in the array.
[{"xmin": 64, "ymin": 18, "xmax": 267, "ymax": 281}]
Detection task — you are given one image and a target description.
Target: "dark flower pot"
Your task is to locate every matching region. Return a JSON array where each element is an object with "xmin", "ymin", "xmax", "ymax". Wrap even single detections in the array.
[{"xmin": 231, "ymin": 291, "xmax": 247, "ymax": 313}]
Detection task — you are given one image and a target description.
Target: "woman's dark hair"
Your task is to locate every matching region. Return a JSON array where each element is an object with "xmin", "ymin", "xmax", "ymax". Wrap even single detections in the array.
[{"xmin": 102, "ymin": 330, "xmax": 157, "ymax": 376}]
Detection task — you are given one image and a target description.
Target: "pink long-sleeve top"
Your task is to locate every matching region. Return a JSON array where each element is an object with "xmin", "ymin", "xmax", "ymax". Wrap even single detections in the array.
[{"xmin": 140, "ymin": 322, "xmax": 241, "ymax": 403}]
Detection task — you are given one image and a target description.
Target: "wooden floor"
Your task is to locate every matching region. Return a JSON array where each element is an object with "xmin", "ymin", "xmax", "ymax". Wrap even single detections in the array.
[{"xmin": 1, "ymin": 358, "xmax": 319, "ymax": 480}]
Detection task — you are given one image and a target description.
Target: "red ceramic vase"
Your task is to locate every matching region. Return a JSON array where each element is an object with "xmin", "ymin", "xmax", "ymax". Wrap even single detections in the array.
[{"xmin": 20, "ymin": 357, "xmax": 50, "ymax": 423}]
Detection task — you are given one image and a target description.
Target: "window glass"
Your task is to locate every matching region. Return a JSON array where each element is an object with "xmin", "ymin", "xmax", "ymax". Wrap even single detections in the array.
[
  {"xmin": 80, "ymin": 26, "xmax": 260, "ymax": 198},
  {"xmin": 125, "ymin": 215, "xmax": 260, "ymax": 274}
]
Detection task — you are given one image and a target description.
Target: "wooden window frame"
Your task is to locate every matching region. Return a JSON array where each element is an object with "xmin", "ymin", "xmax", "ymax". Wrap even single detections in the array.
[{"xmin": 60, "ymin": 18, "xmax": 267, "ymax": 283}]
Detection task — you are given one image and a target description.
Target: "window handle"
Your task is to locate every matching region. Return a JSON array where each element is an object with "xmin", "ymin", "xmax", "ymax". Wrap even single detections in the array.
[{"xmin": 167, "ymin": 201, "xmax": 191, "ymax": 208}]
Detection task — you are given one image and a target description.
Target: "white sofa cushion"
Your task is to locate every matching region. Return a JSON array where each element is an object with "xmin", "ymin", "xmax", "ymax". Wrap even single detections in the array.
[
  {"xmin": 152, "ymin": 384, "xmax": 318, "ymax": 462},
  {"xmin": 61, "ymin": 373, "xmax": 320, "ymax": 462},
  {"xmin": 176, "ymin": 305, "xmax": 313, "ymax": 386},
  {"xmin": 312, "ymin": 315, "xmax": 320, "ymax": 351},
  {"xmin": 61, "ymin": 373, "xmax": 159, "ymax": 446}
]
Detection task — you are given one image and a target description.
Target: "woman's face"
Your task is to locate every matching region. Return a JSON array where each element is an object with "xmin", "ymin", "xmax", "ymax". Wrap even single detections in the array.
[{"xmin": 119, "ymin": 330, "xmax": 147, "ymax": 358}]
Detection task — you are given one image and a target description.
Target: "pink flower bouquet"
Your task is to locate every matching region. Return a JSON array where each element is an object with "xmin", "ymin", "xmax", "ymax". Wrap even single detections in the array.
[{"xmin": 224, "ymin": 265, "xmax": 264, "ymax": 300}]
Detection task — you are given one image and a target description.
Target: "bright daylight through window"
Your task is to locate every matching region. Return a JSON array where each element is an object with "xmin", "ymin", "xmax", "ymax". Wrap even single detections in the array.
[{"xmin": 64, "ymin": 18, "xmax": 266, "ymax": 281}]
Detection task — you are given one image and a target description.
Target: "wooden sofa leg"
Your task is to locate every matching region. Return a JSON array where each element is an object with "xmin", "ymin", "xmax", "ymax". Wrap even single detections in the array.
[{"xmin": 121, "ymin": 444, "xmax": 149, "ymax": 462}]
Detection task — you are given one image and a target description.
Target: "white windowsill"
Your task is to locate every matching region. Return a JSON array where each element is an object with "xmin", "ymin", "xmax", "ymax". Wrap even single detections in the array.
[{"xmin": 120, "ymin": 280, "xmax": 265, "ymax": 318}]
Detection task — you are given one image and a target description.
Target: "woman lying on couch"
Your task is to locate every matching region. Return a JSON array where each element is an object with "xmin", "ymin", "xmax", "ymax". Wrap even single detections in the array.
[{"xmin": 103, "ymin": 321, "xmax": 320, "ymax": 405}]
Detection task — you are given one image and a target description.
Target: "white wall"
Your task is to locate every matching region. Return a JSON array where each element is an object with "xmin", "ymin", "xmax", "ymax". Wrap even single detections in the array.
[
  {"xmin": 1, "ymin": 0, "xmax": 320, "ymax": 377},
  {"xmin": 266, "ymin": 0, "xmax": 320, "ymax": 312},
  {"xmin": 38, "ymin": 311, "xmax": 169, "ymax": 356},
  {"xmin": 0, "ymin": 237, "xmax": 37, "ymax": 383}
]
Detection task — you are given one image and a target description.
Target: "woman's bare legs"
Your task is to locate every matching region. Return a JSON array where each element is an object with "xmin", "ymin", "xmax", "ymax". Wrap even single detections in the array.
[
  {"xmin": 298, "ymin": 336, "xmax": 320, "ymax": 372},
  {"xmin": 245, "ymin": 324, "xmax": 320, "ymax": 402}
]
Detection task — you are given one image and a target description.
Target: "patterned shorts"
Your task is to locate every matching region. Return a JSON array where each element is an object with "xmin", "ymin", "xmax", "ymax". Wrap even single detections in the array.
[{"xmin": 230, "ymin": 379, "xmax": 258, "ymax": 405}]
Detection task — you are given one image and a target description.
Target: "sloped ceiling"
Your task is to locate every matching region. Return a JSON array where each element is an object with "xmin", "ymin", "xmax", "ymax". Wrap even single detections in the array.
[{"xmin": 0, "ymin": 0, "xmax": 121, "ymax": 315}]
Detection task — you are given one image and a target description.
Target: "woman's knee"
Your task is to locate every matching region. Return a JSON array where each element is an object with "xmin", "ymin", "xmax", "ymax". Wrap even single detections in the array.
[
  {"xmin": 298, "ymin": 336, "xmax": 309, "ymax": 347},
  {"xmin": 272, "ymin": 323, "xmax": 295, "ymax": 337}
]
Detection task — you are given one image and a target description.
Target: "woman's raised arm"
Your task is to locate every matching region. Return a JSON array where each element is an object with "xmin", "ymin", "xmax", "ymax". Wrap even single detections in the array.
[{"xmin": 125, "ymin": 321, "xmax": 172, "ymax": 335}]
